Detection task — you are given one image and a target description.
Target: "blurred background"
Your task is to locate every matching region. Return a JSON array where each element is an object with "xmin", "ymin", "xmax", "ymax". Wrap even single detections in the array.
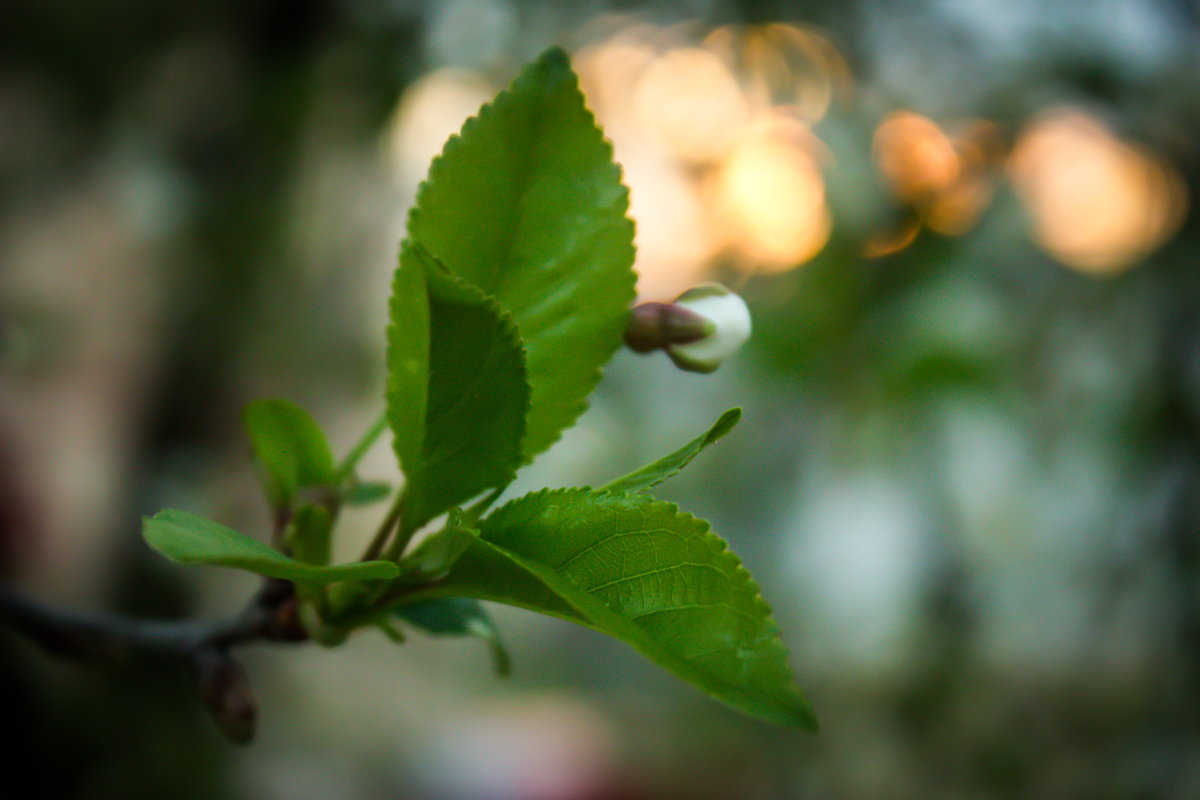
[{"xmin": 2, "ymin": 0, "xmax": 1199, "ymax": 797}]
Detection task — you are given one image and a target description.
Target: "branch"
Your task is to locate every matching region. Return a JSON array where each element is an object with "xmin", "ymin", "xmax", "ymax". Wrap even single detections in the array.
[{"xmin": 0, "ymin": 578, "xmax": 307, "ymax": 743}]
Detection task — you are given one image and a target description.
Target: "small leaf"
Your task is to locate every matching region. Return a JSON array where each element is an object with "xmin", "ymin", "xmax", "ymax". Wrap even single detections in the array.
[
  {"xmin": 431, "ymin": 489, "xmax": 815, "ymax": 729},
  {"xmin": 344, "ymin": 481, "xmax": 392, "ymax": 506},
  {"xmin": 375, "ymin": 618, "xmax": 406, "ymax": 643},
  {"xmin": 143, "ymin": 509, "xmax": 399, "ymax": 584},
  {"xmin": 244, "ymin": 399, "xmax": 337, "ymax": 508},
  {"xmin": 602, "ymin": 408, "xmax": 742, "ymax": 494},
  {"xmin": 396, "ymin": 597, "xmax": 511, "ymax": 676},
  {"xmin": 387, "ymin": 243, "xmax": 529, "ymax": 531},
  {"xmin": 408, "ymin": 47, "xmax": 636, "ymax": 461}
]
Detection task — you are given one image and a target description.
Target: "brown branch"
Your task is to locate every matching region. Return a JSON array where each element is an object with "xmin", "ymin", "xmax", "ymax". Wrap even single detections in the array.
[{"xmin": 0, "ymin": 578, "xmax": 307, "ymax": 743}]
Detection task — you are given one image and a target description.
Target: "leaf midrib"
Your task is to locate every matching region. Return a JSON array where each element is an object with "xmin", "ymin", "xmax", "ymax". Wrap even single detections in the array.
[{"xmin": 482, "ymin": 92, "xmax": 549, "ymax": 295}]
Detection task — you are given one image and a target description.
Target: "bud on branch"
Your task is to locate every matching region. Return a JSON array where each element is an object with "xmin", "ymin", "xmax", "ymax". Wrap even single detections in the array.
[
  {"xmin": 194, "ymin": 649, "xmax": 257, "ymax": 744},
  {"xmin": 625, "ymin": 284, "xmax": 753, "ymax": 373}
]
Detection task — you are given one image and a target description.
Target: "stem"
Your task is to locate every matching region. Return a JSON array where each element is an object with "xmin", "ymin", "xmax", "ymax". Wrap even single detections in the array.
[
  {"xmin": 271, "ymin": 506, "xmax": 293, "ymax": 549},
  {"xmin": 0, "ymin": 580, "xmax": 292, "ymax": 659},
  {"xmin": 334, "ymin": 579, "xmax": 448, "ymax": 630},
  {"xmin": 373, "ymin": 483, "xmax": 506, "ymax": 564},
  {"xmin": 0, "ymin": 578, "xmax": 307, "ymax": 743},
  {"xmin": 336, "ymin": 412, "xmax": 388, "ymax": 484},
  {"xmin": 382, "ymin": 513, "xmax": 418, "ymax": 562},
  {"xmin": 361, "ymin": 493, "xmax": 405, "ymax": 561}
]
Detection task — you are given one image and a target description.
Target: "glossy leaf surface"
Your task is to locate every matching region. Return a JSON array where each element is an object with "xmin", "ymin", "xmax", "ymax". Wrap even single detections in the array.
[
  {"xmin": 387, "ymin": 243, "xmax": 529, "ymax": 530},
  {"xmin": 434, "ymin": 489, "xmax": 815, "ymax": 728},
  {"xmin": 408, "ymin": 47, "xmax": 636, "ymax": 460}
]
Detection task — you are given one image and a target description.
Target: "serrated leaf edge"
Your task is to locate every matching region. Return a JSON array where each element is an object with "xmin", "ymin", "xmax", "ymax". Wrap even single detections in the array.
[
  {"xmin": 406, "ymin": 47, "xmax": 637, "ymax": 461},
  {"xmin": 422, "ymin": 261, "xmax": 532, "ymax": 491},
  {"xmin": 387, "ymin": 243, "xmax": 533, "ymax": 524},
  {"xmin": 480, "ymin": 486, "xmax": 815, "ymax": 728}
]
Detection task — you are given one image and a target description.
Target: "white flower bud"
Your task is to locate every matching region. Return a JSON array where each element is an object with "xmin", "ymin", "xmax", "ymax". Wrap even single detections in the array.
[{"xmin": 665, "ymin": 284, "xmax": 752, "ymax": 373}]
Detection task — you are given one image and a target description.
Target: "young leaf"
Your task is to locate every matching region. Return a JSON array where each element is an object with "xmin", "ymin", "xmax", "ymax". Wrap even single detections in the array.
[
  {"xmin": 430, "ymin": 489, "xmax": 815, "ymax": 729},
  {"xmin": 143, "ymin": 509, "xmax": 400, "ymax": 584},
  {"xmin": 375, "ymin": 618, "xmax": 406, "ymax": 643},
  {"xmin": 344, "ymin": 481, "xmax": 392, "ymax": 507},
  {"xmin": 408, "ymin": 47, "xmax": 636, "ymax": 461},
  {"xmin": 395, "ymin": 597, "xmax": 511, "ymax": 676},
  {"xmin": 602, "ymin": 408, "xmax": 742, "ymax": 494},
  {"xmin": 387, "ymin": 243, "xmax": 529, "ymax": 531},
  {"xmin": 244, "ymin": 399, "xmax": 337, "ymax": 508}
]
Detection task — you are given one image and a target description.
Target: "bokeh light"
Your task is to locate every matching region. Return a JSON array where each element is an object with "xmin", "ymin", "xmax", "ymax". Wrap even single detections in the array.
[
  {"xmin": 873, "ymin": 112, "xmax": 998, "ymax": 241},
  {"xmin": 618, "ymin": 144, "xmax": 718, "ymax": 300},
  {"xmin": 1008, "ymin": 108, "xmax": 1187, "ymax": 274},
  {"xmin": 572, "ymin": 22, "xmax": 845, "ymax": 295},
  {"xmin": 704, "ymin": 23, "xmax": 852, "ymax": 124},
  {"xmin": 874, "ymin": 112, "xmax": 961, "ymax": 203},
  {"xmin": 862, "ymin": 217, "xmax": 921, "ymax": 259},
  {"xmin": 632, "ymin": 47, "xmax": 752, "ymax": 164},
  {"xmin": 709, "ymin": 116, "xmax": 831, "ymax": 272}
]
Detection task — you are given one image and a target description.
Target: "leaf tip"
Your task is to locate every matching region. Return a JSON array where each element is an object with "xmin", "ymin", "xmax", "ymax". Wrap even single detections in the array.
[
  {"xmin": 492, "ymin": 643, "xmax": 513, "ymax": 677},
  {"xmin": 537, "ymin": 45, "xmax": 571, "ymax": 71},
  {"xmin": 712, "ymin": 407, "xmax": 743, "ymax": 438},
  {"xmin": 793, "ymin": 698, "xmax": 820, "ymax": 733}
]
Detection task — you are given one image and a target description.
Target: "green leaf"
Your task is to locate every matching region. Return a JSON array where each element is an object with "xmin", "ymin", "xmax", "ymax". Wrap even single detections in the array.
[
  {"xmin": 344, "ymin": 481, "xmax": 392, "ymax": 506},
  {"xmin": 244, "ymin": 399, "xmax": 337, "ymax": 508},
  {"xmin": 408, "ymin": 47, "xmax": 636, "ymax": 461},
  {"xmin": 387, "ymin": 243, "xmax": 430, "ymax": 492},
  {"xmin": 387, "ymin": 243, "xmax": 529, "ymax": 531},
  {"xmin": 375, "ymin": 618, "xmax": 406, "ymax": 643},
  {"xmin": 602, "ymin": 408, "xmax": 742, "ymax": 494},
  {"xmin": 396, "ymin": 509, "xmax": 477, "ymax": 583},
  {"xmin": 432, "ymin": 489, "xmax": 815, "ymax": 729},
  {"xmin": 396, "ymin": 597, "xmax": 511, "ymax": 676},
  {"xmin": 143, "ymin": 509, "xmax": 400, "ymax": 584}
]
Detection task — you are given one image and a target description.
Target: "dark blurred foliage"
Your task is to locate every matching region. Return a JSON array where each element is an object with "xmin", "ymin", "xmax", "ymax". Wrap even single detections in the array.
[
  {"xmin": 2, "ymin": 0, "xmax": 418, "ymax": 446},
  {"xmin": 0, "ymin": 2, "xmax": 419, "ymax": 797}
]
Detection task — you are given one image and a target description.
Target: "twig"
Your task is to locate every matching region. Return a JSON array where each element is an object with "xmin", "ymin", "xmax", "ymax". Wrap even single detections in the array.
[
  {"xmin": 0, "ymin": 578, "xmax": 307, "ymax": 743},
  {"xmin": 362, "ymin": 493, "xmax": 404, "ymax": 561}
]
